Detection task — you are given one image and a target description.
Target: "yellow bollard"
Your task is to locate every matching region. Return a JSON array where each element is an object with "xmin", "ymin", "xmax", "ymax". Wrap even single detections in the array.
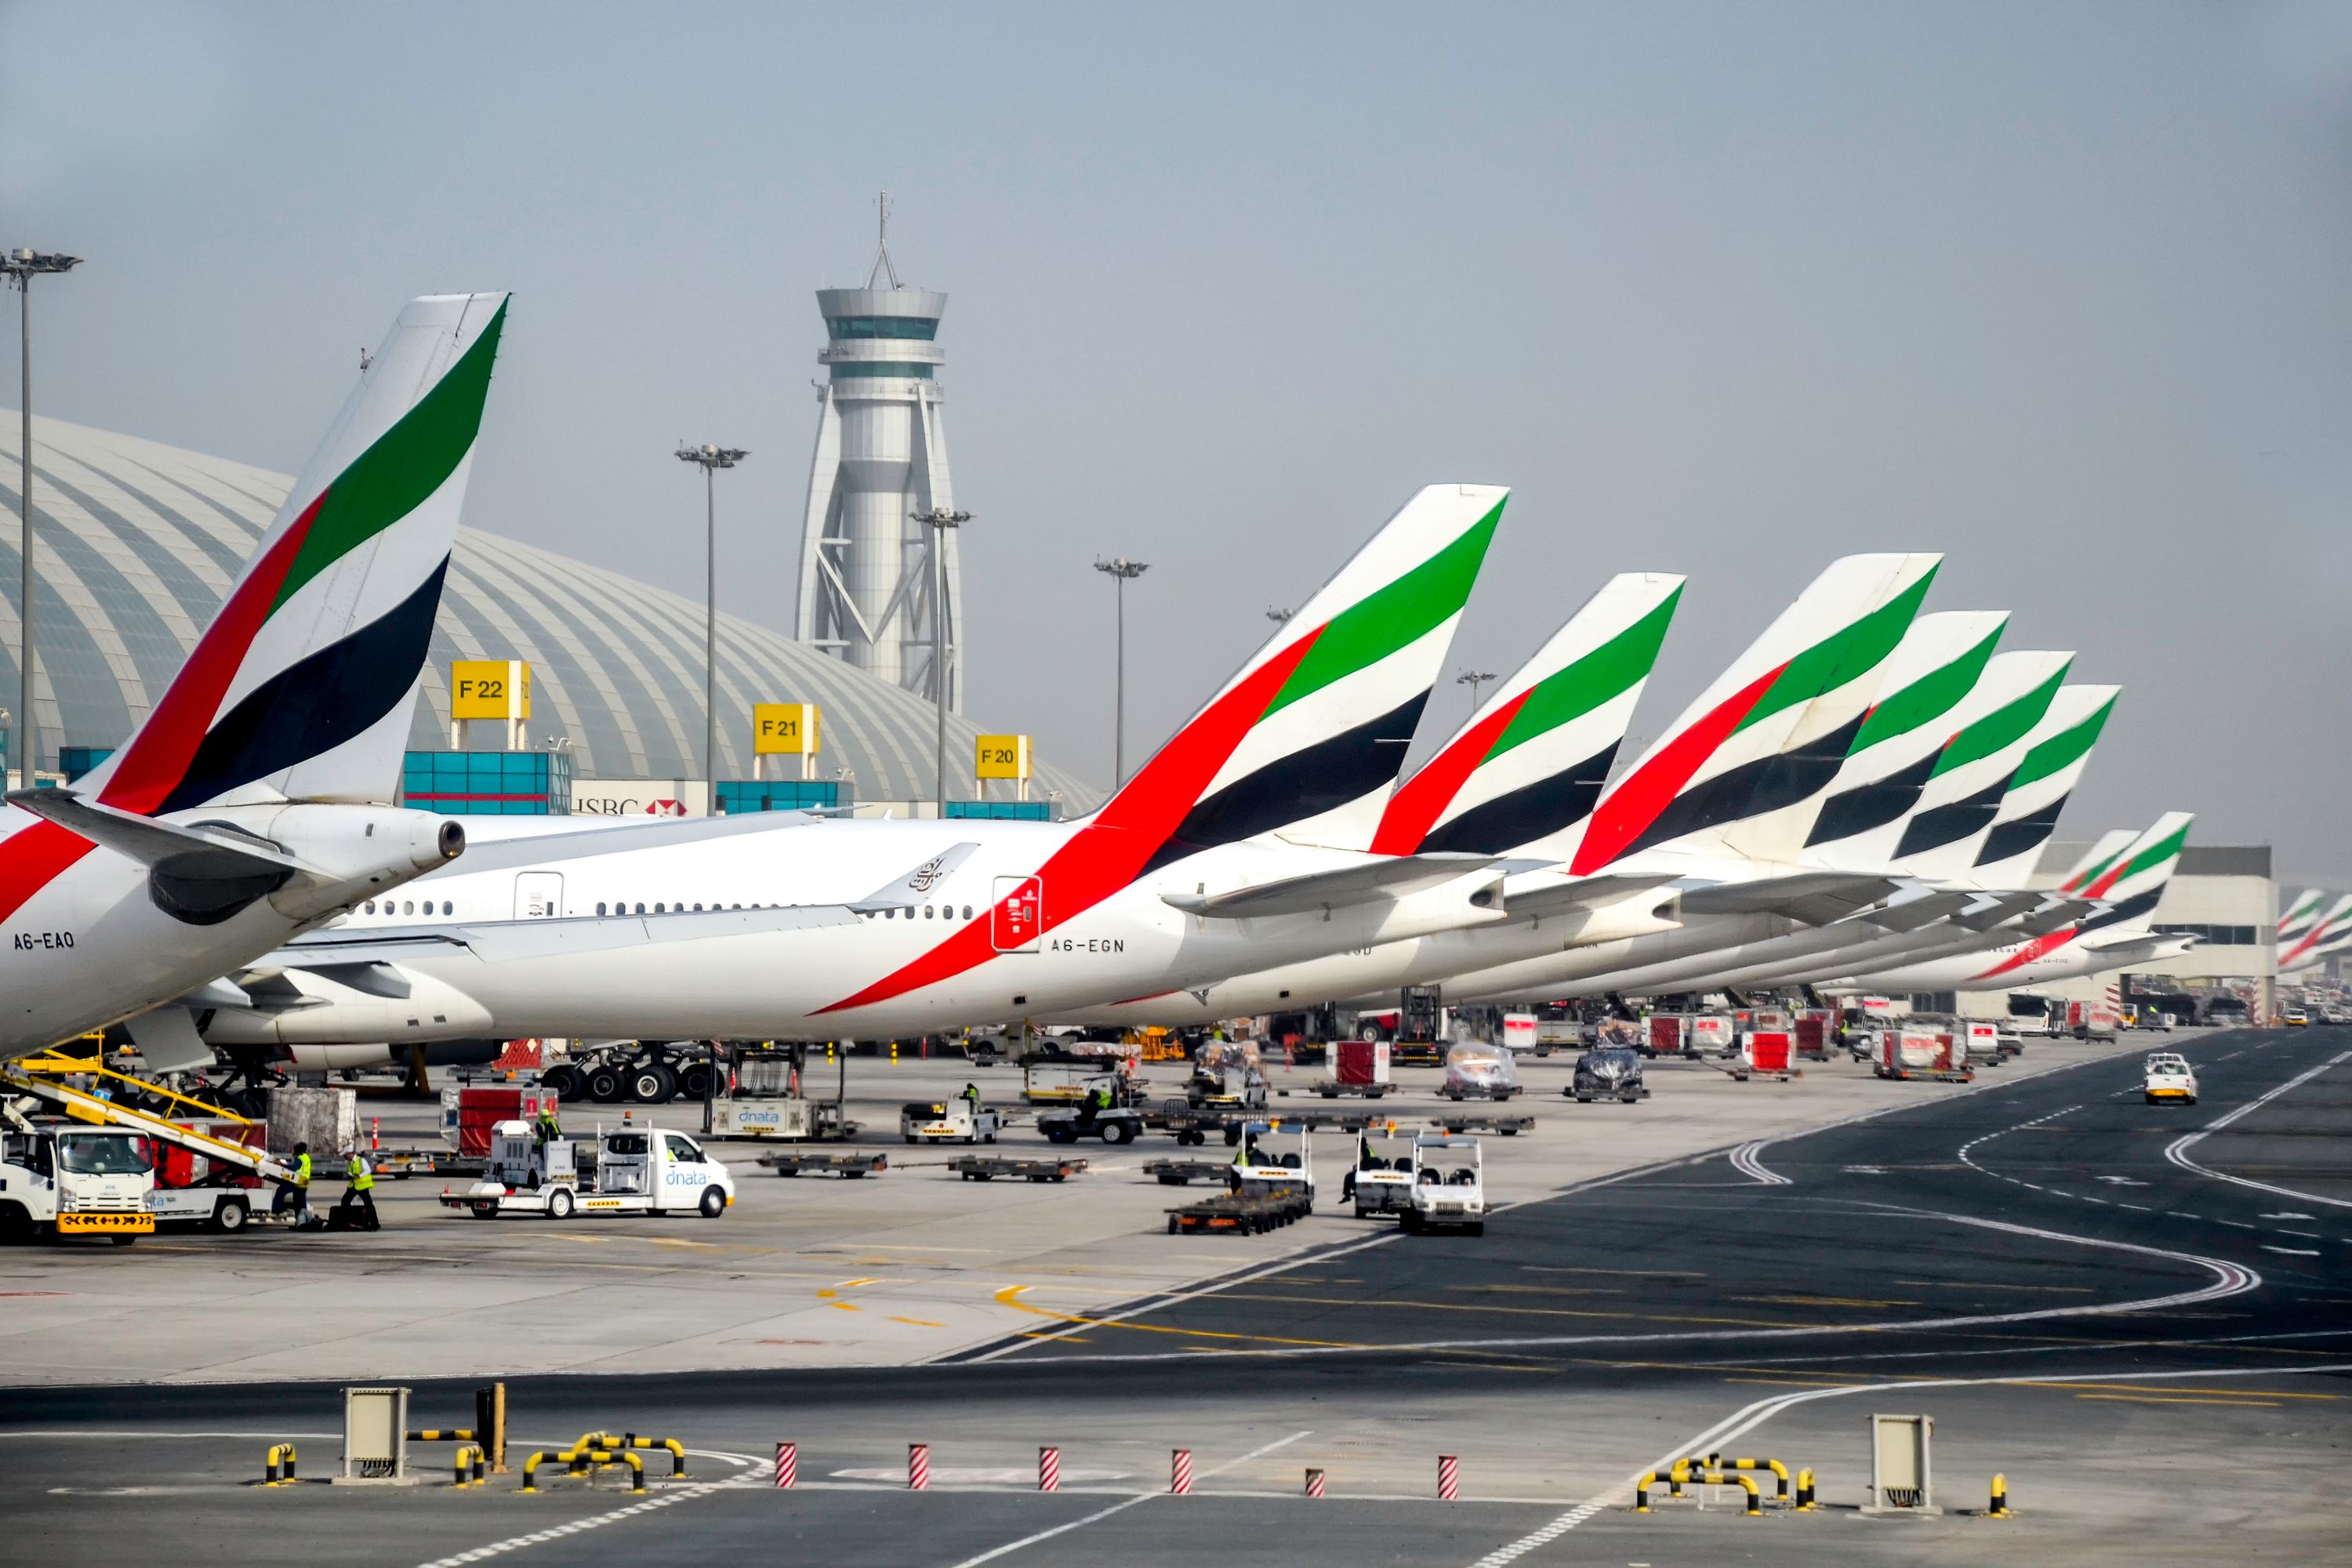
[
  {"xmin": 453, "ymin": 1444, "xmax": 484, "ymax": 1488},
  {"xmin": 263, "ymin": 1443, "xmax": 297, "ymax": 1487},
  {"xmin": 1989, "ymin": 1473, "xmax": 2009, "ymax": 1518},
  {"xmin": 1797, "ymin": 1467, "xmax": 1817, "ymax": 1510}
]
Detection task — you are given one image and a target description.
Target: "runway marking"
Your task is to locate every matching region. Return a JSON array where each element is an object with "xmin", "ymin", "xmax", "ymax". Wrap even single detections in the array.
[
  {"xmin": 1893, "ymin": 1279, "xmax": 2096, "ymax": 1293},
  {"xmin": 1521, "ymin": 1265, "xmax": 1704, "ymax": 1279},
  {"xmin": 1729, "ymin": 1141, "xmax": 1791, "ymax": 1185},
  {"xmin": 990, "ymin": 1283, "xmax": 1367, "ymax": 1350},
  {"xmin": 888, "ymin": 1316, "xmax": 946, "ymax": 1328},
  {"xmin": 2263, "ymin": 1247, "xmax": 2320, "ymax": 1257},
  {"xmin": 939, "ymin": 1429, "xmax": 1308, "ymax": 1568},
  {"xmin": 829, "ymin": 1301, "xmax": 862, "ymax": 1312},
  {"xmin": 1735, "ymin": 1294, "xmax": 1921, "ymax": 1308},
  {"xmin": 1458, "ymin": 1358, "xmax": 2352, "ymax": 1566},
  {"xmin": 2031, "ymin": 1379, "xmax": 2337, "ymax": 1400},
  {"xmin": 1199, "ymin": 1288, "xmax": 1817, "ymax": 1330},
  {"xmin": 2165, "ymin": 1050, "xmax": 2352, "ymax": 1210},
  {"xmin": 2261, "ymin": 1213, "xmax": 2316, "ymax": 1221},
  {"xmin": 1011, "ymin": 1207, "xmax": 2261, "ymax": 1367},
  {"xmin": 411, "ymin": 1449, "xmax": 764, "ymax": 1568},
  {"xmin": 2075, "ymin": 1392, "xmax": 2279, "ymax": 1407}
]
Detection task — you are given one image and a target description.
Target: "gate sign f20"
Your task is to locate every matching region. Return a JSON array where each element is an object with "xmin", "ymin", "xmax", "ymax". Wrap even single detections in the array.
[
  {"xmin": 452, "ymin": 659, "xmax": 531, "ymax": 720},
  {"xmin": 993, "ymin": 875, "xmax": 1043, "ymax": 953}
]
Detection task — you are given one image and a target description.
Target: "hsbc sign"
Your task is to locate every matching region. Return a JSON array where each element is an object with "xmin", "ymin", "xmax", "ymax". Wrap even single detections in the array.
[{"xmin": 570, "ymin": 779, "xmax": 709, "ymax": 818}]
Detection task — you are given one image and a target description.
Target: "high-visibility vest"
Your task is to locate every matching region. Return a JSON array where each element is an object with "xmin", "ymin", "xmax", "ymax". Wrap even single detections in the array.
[
  {"xmin": 347, "ymin": 1156, "xmax": 374, "ymax": 1192},
  {"xmin": 293, "ymin": 1153, "xmax": 311, "ymax": 1189}
]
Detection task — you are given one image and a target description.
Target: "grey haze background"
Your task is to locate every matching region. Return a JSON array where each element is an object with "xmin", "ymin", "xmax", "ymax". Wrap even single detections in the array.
[{"xmin": 3, "ymin": 2, "xmax": 2347, "ymax": 873}]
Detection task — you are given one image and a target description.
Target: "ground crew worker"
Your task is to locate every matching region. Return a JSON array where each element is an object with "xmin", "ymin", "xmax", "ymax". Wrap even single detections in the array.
[
  {"xmin": 960, "ymin": 1082, "xmax": 981, "ymax": 1115},
  {"xmin": 1076, "ymin": 1083, "xmax": 1109, "ymax": 1132},
  {"xmin": 278, "ymin": 1142, "xmax": 313, "ymax": 1226},
  {"xmin": 533, "ymin": 1102, "xmax": 561, "ymax": 1147},
  {"xmin": 342, "ymin": 1150, "xmax": 379, "ymax": 1230}
]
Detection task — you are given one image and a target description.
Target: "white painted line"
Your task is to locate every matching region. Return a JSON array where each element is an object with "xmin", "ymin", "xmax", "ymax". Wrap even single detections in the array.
[
  {"xmin": 411, "ymin": 1450, "xmax": 760, "ymax": 1568},
  {"xmin": 2263, "ymin": 1247, "xmax": 2321, "ymax": 1257},
  {"xmin": 2166, "ymin": 1051, "xmax": 2352, "ymax": 1209}
]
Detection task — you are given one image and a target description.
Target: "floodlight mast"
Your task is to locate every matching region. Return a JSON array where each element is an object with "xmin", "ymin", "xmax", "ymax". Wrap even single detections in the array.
[
  {"xmin": 913, "ymin": 506, "xmax": 970, "ymax": 815},
  {"xmin": 5, "ymin": 248, "xmax": 82, "ymax": 784},
  {"xmin": 1093, "ymin": 557, "xmax": 1151, "ymax": 786},
  {"xmin": 677, "ymin": 443, "xmax": 749, "ymax": 813}
]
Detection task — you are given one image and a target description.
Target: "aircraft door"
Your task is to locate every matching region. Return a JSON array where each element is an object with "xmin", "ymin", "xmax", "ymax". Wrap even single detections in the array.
[
  {"xmin": 514, "ymin": 872, "xmax": 564, "ymax": 919},
  {"xmin": 992, "ymin": 876, "xmax": 1042, "ymax": 953}
]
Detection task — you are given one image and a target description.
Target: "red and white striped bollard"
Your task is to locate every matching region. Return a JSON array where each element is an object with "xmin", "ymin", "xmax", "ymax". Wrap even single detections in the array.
[
  {"xmin": 1304, "ymin": 1467, "xmax": 1326, "ymax": 1498},
  {"xmin": 1039, "ymin": 1446, "xmax": 1060, "ymax": 1492},
  {"xmin": 1170, "ymin": 1448, "xmax": 1192, "ymax": 1495},
  {"xmin": 908, "ymin": 1443, "xmax": 930, "ymax": 1490},
  {"xmin": 774, "ymin": 1442, "xmax": 796, "ymax": 1489},
  {"xmin": 1438, "ymin": 1454, "xmax": 1459, "ymax": 1501}
]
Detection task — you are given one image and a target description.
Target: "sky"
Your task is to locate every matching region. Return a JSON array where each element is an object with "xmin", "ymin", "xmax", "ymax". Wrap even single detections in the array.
[{"xmin": 3, "ymin": 2, "xmax": 2348, "ymax": 876}]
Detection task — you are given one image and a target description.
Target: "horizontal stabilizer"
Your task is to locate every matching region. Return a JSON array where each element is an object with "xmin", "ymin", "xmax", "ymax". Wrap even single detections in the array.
[
  {"xmin": 1163, "ymin": 853, "xmax": 1494, "ymax": 919},
  {"xmin": 1676, "ymin": 872, "xmax": 1901, "ymax": 920},
  {"xmin": 6, "ymin": 787, "xmax": 305, "ymax": 880},
  {"xmin": 1501, "ymin": 873, "xmax": 1682, "ymax": 922},
  {"xmin": 121, "ymin": 1007, "xmax": 217, "ymax": 1075},
  {"xmin": 851, "ymin": 843, "xmax": 982, "ymax": 913},
  {"xmin": 1954, "ymin": 890, "xmax": 2045, "ymax": 931}
]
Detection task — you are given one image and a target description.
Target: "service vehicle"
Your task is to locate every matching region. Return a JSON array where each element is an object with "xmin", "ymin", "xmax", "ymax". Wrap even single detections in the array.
[
  {"xmin": 1567, "ymin": 1047, "xmax": 1647, "ymax": 1103},
  {"xmin": 899, "ymin": 1098, "xmax": 1004, "ymax": 1145},
  {"xmin": 1347, "ymin": 1129, "xmax": 1417, "ymax": 1219},
  {"xmin": 1024, "ymin": 1058, "xmax": 1131, "ymax": 1106},
  {"xmin": 2285, "ymin": 1006, "xmax": 2310, "ymax": 1028},
  {"xmin": 443, "ymin": 1120, "xmax": 736, "ymax": 1219},
  {"xmin": 1187, "ymin": 1041, "xmax": 1269, "ymax": 1110},
  {"xmin": 1403, "ymin": 1133, "xmax": 1486, "ymax": 1236},
  {"xmin": 2143, "ymin": 1052, "xmax": 2199, "ymax": 1105},
  {"xmin": 0, "ymin": 1121, "xmax": 154, "ymax": 1241},
  {"xmin": 1231, "ymin": 1120, "xmax": 1316, "ymax": 1208},
  {"xmin": 1443, "ymin": 1041, "xmax": 1522, "ymax": 1101},
  {"xmin": 2137, "ymin": 1007, "xmax": 2173, "ymax": 1034},
  {"xmin": 1035, "ymin": 1098, "xmax": 1143, "ymax": 1145}
]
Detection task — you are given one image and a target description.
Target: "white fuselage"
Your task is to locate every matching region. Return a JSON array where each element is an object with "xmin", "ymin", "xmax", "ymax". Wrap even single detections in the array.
[{"xmin": 245, "ymin": 815, "xmax": 1506, "ymax": 1043}]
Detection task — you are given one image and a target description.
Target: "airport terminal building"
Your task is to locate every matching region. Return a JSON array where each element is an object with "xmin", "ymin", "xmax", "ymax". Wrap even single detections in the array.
[{"xmin": 0, "ymin": 413, "xmax": 1095, "ymax": 811}]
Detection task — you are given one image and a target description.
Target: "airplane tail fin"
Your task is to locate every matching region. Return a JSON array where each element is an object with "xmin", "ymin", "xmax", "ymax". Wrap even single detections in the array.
[
  {"xmin": 1969, "ymin": 684, "xmax": 2120, "ymax": 887},
  {"xmin": 1801, "ymin": 610, "xmax": 2006, "ymax": 858},
  {"xmin": 2077, "ymin": 811, "xmax": 2194, "ymax": 931},
  {"xmin": 78, "ymin": 293, "xmax": 509, "ymax": 817},
  {"xmin": 1095, "ymin": 484, "xmax": 1506, "ymax": 864},
  {"xmin": 2278, "ymin": 891, "xmax": 2352, "ymax": 972},
  {"xmin": 2278, "ymin": 887, "xmax": 2328, "ymax": 949},
  {"xmin": 1883, "ymin": 649, "xmax": 2072, "ymax": 878},
  {"xmin": 1568, "ymin": 551, "xmax": 1940, "ymax": 873},
  {"xmin": 1369, "ymin": 572, "xmax": 1682, "ymax": 859}
]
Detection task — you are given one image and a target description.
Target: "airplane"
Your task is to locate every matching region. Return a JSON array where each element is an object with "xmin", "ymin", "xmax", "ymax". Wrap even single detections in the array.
[
  {"xmin": 2276, "ymin": 887, "xmax": 2327, "ymax": 958},
  {"xmin": 187, "ymin": 483, "xmax": 1530, "ymax": 1047},
  {"xmin": 0, "ymin": 292, "xmax": 508, "ymax": 1066},
  {"xmin": 1830, "ymin": 812, "xmax": 2198, "ymax": 990}
]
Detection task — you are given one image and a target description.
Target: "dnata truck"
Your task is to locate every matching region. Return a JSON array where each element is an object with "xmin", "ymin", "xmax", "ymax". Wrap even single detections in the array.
[{"xmin": 444, "ymin": 1120, "xmax": 737, "ymax": 1220}]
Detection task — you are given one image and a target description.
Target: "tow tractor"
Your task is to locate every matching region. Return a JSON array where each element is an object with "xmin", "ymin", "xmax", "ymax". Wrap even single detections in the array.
[
  {"xmin": 1036, "ymin": 1095, "xmax": 1145, "ymax": 1145},
  {"xmin": 1347, "ymin": 1125, "xmax": 1415, "ymax": 1220},
  {"xmin": 1187, "ymin": 1040, "xmax": 1269, "ymax": 1111},
  {"xmin": 441, "ymin": 1120, "xmax": 737, "ymax": 1219},
  {"xmin": 899, "ymin": 1097, "xmax": 1004, "ymax": 1145},
  {"xmin": 1231, "ymin": 1119, "xmax": 1315, "ymax": 1210},
  {"xmin": 1403, "ymin": 1133, "xmax": 1486, "ymax": 1236},
  {"xmin": 2143, "ymin": 1052, "xmax": 2199, "ymax": 1105}
]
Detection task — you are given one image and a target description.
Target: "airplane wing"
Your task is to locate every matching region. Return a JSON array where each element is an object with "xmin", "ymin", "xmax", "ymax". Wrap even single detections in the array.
[
  {"xmin": 8, "ymin": 787, "xmax": 307, "ymax": 879},
  {"xmin": 1161, "ymin": 853, "xmax": 1494, "ymax": 919},
  {"xmin": 1497, "ymin": 873, "xmax": 1681, "ymax": 922},
  {"xmin": 256, "ymin": 902, "xmax": 862, "ymax": 971},
  {"xmin": 1674, "ymin": 872, "xmax": 1906, "ymax": 923}
]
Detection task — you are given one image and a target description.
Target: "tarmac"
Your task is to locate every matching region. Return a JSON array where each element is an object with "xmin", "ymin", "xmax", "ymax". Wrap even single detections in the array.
[{"xmin": 5, "ymin": 1027, "xmax": 2347, "ymax": 1566}]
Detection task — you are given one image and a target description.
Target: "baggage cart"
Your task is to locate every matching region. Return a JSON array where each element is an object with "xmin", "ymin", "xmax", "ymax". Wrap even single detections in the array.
[
  {"xmin": 758, "ymin": 1151, "xmax": 887, "ymax": 1178},
  {"xmin": 947, "ymin": 1155, "xmax": 1087, "ymax": 1182}
]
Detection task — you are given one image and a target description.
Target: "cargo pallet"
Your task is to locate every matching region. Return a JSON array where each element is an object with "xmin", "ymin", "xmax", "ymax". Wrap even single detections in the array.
[
  {"xmin": 1141, "ymin": 1158, "xmax": 1233, "ymax": 1187},
  {"xmin": 1166, "ymin": 1189, "xmax": 1312, "ymax": 1235},
  {"xmin": 1309, "ymin": 1081, "xmax": 1393, "ymax": 1099},
  {"xmin": 948, "ymin": 1155, "xmax": 1088, "ymax": 1183},
  {"xmin": 757, "ymin": 1151, "xmax": 887, "ymax": 1178},
  {"xmin": 1428, "ymin": 1112, "xmax": 1534, "ymax": 1137}
]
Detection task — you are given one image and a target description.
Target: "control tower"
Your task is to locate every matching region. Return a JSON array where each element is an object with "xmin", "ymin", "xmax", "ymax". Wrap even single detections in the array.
[{"xmin": 792, "ymin": 201, "xmax": 960, "ymax": 711}]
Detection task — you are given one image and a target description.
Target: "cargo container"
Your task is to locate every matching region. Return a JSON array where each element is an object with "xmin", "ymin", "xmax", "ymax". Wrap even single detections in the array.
[{"xmin": 440, "ymin": 1086, "xmax": 562, "ymax": 1157}]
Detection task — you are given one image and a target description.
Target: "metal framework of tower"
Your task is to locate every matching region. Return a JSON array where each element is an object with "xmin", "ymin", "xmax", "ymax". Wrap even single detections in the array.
[{"xmin": 792, "ymin": 201, "xmax": 961, "ymax": 712}]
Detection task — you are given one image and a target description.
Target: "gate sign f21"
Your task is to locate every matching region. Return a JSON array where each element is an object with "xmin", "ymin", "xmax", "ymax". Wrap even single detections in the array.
[{"xmin": 756, "ymin": 703, "xmax": 820, "ymax": 755}]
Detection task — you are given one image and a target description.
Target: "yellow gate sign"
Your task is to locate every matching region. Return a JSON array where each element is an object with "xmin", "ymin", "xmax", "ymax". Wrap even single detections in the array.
[
  {"xmin": 452, "ymin": 659, "xmax": 531, "ymax": 720},
  {"xmin": 975, "ymin": 735, "xmax": 1030, "ymax": 781},
  {"xmin": 755, "ymin": 703, "xmax": 819, "ymax": 755}
]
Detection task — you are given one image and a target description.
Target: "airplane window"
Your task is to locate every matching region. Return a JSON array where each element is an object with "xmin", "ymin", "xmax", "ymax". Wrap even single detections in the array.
[
  {"xmin": 925, "ymin": 906, "xmax": 935, "ymax": 919},
  {"xmin": 364, "ymin": 901, "xmax": 376, "ymax": 915},
  {"xmin": 596, "ymin": 902, "xmax": 607, "ymax": 916},
  {"xmin": 442, "ymin": 901, "xmax": 454, "ymax": 916},
  {"xmin": 655, "ymin": 902, "xmax": 665, "ymax": 913},
  {"xmin": 403, "ymin": 901, "xmax": 414, "ymax": 915},
  {"xmin": 694, "ymin": 903, "xmax": 703, "ymax": 912},
  {"xmin": 962, "ymin": 906, "xmax": 972, "ymax": 920}
]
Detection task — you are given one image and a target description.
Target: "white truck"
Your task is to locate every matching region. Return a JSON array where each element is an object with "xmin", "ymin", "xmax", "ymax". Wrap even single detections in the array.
[
  {"xmin": 1403, "ymin": 1133, "xmax": 1486, "ymax": 1236},
  {"xmin": 443, "ymin": 1120, "xmax": 737, "ymax": 1220},
  {"xmin": 900, "ymin": 1098, "xmax": 1005, "ymax": 1145},
  {"xmin": 0, "ymin": 1121, "xmax": 155, "ymax": 1242}
]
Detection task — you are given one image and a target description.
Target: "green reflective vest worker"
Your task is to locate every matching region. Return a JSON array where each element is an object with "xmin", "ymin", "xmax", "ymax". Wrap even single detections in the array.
[
  {"xmin": 292, "ymin": 1152, "xmax": 311, "ymax": 1189},
  {"xmin": 535, "ymin": 1107, "xmax": 561, "ymax": 1144},
  {"xmin": 347, "ymin": 1155, "xmax": 374, "ymax": 1192}
]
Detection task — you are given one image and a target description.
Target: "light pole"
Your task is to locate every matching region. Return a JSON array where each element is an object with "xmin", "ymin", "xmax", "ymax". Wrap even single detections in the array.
[
  {"xmin": 1456, "ymin": 668, "xmax": 1498, "ymax": 712},
  {"xmin": 676, "ymin": 443, "xmax": 748, "ymax": 814},
  {"xmin": 5, "ymin": 248, "xmax": 81, "ymax": 784},
  {"xmin": 1094, "ymin": 557, "xmax": 1150, "ymax": 786},
  {"xmin": 912, "ymin": 506, "xmax": 970, "ymax": 815}
]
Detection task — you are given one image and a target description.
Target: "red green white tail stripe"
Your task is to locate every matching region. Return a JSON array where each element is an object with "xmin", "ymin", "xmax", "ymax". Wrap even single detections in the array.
[
  {"xmin": 1570, "ymin": 552, "xmax": 1941, "ymax": 873},
  {"xmin": 1969, "ymin": 684, "xmax": 2119, "ymax": 887},
  {"xmin": 1802, "ymin": 609, "xmax": 2007, "ymax": 860},
  {"xmin": 2279, "ymin": 893, "xmax": 2352, "ymax": 973},
  {"xmin": 1370, "ymin": 572, "xmax": 1682, "ymax": 859},
  {"xmin": 1973, "ymin": 813, "xmax": 2192, "ymax": 980},
  {"xmin": 1884, "ymin": 648, "xmax": 2072, "ymax": 878}
]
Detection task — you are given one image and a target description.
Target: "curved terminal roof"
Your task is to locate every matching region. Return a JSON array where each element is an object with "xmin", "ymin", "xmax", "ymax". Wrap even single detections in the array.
[{"xmin": 0, "ymin": 412, "xmax": 1098, "ymax": 807}]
